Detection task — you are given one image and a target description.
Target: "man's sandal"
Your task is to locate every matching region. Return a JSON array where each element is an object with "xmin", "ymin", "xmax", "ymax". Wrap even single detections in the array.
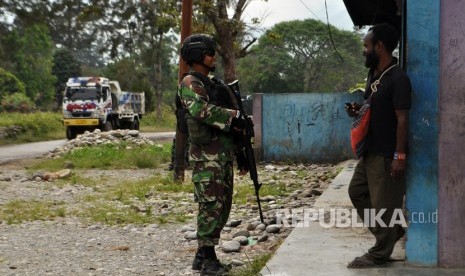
[{"xmin": 347, "ymin": 254, "xmax": 387, "ymax": 269}]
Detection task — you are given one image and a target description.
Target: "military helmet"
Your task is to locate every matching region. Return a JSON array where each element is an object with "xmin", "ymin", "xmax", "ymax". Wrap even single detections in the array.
[{"xmin": 180, "ymin": 34, "xmax": 216, "ymax": 65}]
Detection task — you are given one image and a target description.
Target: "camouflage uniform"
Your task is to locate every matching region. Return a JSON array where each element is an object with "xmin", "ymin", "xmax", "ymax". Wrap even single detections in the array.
[{"xmin": 178, "ymin": 72, "xmax": 237, "ymax": 248}]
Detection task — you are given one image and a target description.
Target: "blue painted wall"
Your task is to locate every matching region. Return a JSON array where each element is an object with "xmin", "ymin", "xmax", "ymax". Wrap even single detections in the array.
[
  {"xmin": 261, "ymin": 93, "xmax": 361, "ymax": 163},
  {"xmin": 405, "ymin": 0, "xmax": 440, "ymax": 266}
]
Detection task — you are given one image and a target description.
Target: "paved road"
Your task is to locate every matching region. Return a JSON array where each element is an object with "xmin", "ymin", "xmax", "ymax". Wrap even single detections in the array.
[{"xmin": 0, "ymin": 132, "xmax": 175, "ymax": 164}]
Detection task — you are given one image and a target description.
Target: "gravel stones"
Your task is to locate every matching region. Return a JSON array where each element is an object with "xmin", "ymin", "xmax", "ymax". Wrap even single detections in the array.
[
  {"xmin": 45, "ymin": 129, "xmax": 157, "ymax": 159},
  {"xmin": 0, "ymin": 159, "xmax": 340, "ymax": 275}
]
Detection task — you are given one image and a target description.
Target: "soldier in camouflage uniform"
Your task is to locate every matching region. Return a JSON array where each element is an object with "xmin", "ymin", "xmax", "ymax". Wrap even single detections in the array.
[{"xmin": 178, "ymin": 34, "xmax": 248, "ymax": 276}]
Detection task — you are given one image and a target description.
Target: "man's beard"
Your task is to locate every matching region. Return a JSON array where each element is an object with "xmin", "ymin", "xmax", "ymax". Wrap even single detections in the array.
[
  {"xmin": 201, "ymin": 63, "xmax": 216, "ymax": 72},
  {"xmin": 364, "ymin": 50, "xmax": 379, "ymax": 69}
]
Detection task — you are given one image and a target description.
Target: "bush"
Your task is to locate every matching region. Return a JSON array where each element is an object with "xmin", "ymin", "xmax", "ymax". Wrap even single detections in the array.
[
  {"xmin": 0, "ymin": 112, "xmax": 63, "ymax": 143},
  {"xmin": 0, "ymin": 67, "xmax": 26, "ymax": 100},
  {"xmin": 140, "ymin": 103, "xmax": 176, "ymax": 132},
  {"xmin": 1, "ymin": 93, "xmax": 36, "ymax": 113}
]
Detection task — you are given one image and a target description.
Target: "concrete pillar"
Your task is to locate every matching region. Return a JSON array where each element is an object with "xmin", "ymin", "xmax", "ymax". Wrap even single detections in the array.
[
  {"xmin": 438, "ymin": 1, "xmax": 465, "ymax": 268},
  {"xmin": 405, "ymin": 0, "xmax": 440, "ymax": 266},
  {"xmin": 407, "ymin": 0, "xmax": 465, "ymax": 267}
]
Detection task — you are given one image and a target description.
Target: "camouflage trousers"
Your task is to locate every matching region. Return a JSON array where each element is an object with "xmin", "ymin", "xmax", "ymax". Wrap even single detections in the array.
[{"xmin": 192, "ymin": 160, "xmax": 234, "ymax": 247}]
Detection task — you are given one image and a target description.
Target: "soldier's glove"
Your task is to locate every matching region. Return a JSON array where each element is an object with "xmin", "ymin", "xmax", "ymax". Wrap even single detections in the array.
[
  {"xmin": 230, "ymin": 117, "xmax": 246, "ymax": 130},
  {"xmin": 235, "ymin": 151, "xmax": 249, "ymax": 173}
]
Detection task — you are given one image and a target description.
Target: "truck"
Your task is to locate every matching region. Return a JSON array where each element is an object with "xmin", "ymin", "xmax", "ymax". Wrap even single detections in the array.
[{"xmin": 62, "ymin": 77, "xmax": 145, "ymax": 140}]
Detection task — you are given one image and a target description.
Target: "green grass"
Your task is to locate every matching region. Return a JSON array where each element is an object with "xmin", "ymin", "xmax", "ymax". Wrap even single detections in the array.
[
  {"xmin": 0, "ymin": 199, "xmax": 67, "ymax": 224},
  {"xmin": 233, "ymin": 180, "xmax": 295, "ymax": 205},
  {"xmin": 140, "ymin": 105, "xmax": 176, "ymax": 132},
  {"xmin": 51, "ymin": 174, "xmax": 104, "ymax": 189},
  {"xmin": 230, "ymin": 253, "xmax": 273, "ymax": 276},
  {"xmin": 0, "ymin": 105, "xmax": 176, "ymax": 145},
  {"xmin": 77, "ymin": 201, "xmax": 190, "ymax": 225},
  {"xmin": 28, "ymin": 142, "xmax": 172, "ymax": 171},
  {"xmin": 0, "ymin": 174, "xmax": 192, "ymax": 226},
  {"xmin": 11, "ymin": 141, "xmax": 180, "ymax": 226},
  {"xmin": 77, "ymin": 174, "xmax": 193, "ymax": 225},
  {"xmin": 112, "ymin": 176, "xmax": 187, "ymax": 203},
  {"xmin": 76, "ymin": 201, "xmax": 156, "ymax": 225}
]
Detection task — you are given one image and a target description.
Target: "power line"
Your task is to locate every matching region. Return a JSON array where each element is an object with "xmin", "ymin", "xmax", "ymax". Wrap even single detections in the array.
[
  {"xmin": 298, "ymin": 0, "xmax": 344, "ymax": 63},
  {"xmin": 298, "ymin": 0, "xmax": 322, "ymax": 22},
  {"xmin": 324, "ymin": 0, "xmax": 344, "ymax": 62}
]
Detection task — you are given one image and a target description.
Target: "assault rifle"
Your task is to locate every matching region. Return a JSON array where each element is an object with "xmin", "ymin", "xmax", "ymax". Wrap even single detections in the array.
[{"xmin": 228, "ymin": 80, "xmax": 264, "ymax": 223}]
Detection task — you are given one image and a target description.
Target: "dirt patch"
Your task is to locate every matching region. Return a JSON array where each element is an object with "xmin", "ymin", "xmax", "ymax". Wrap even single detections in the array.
[{"xmin": 0, "ymin": 157, "xmax": 44, "ymax": 170}]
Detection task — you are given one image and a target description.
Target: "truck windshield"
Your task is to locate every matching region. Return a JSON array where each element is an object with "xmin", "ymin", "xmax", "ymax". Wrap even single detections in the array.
[{"xmin": 67, "ymin": 87, "xmax": 99, "ymax": 101}]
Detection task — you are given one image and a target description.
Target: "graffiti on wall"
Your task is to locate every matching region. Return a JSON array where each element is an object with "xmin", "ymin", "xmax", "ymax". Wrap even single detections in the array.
[{"xmin": 262, "ymin": 93, "xmax": 360, "ymax": 162}]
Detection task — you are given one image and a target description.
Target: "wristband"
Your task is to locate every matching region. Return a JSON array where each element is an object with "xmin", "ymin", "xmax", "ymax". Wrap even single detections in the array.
[
  {"xmin": 235, "ymin": 110, "xmax": 241, "ymax": 118},
  {"xmin": 394, "ymin": 152, "xmax": 406, "ymax": 160}
]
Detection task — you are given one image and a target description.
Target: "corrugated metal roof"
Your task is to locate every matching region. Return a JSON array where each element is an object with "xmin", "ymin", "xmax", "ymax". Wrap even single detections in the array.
[{"xmin": 342, "ymin": 0, "xmax": 401, "ymax": 31}]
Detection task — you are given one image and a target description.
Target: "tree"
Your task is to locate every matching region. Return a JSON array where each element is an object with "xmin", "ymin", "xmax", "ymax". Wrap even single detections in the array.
[
  {"xmin": 198, "ymin": 0, "xmax": 262, "ymax": 83},
  {"xmin": 1, "ymin": 0, "xmax": 182, "ymax": 113},
  {"xmin": 78, "ymin": 0, "xmax": 180, "ymax": 118},
  {"xmin": 0, "ymin": 27, "xmax": 17, "ymax": 73},
  {"xmin": 135, "ymin": 0, "xmax": 179, "ymax": 118},
  {"xmin": 237, "ymin": 19, "xmax": 366, "ymax": 93},
  {"xmin": 104, "ymin": 58, "xmax": 154, "ymax": 111},
  {"xmin": 52, "ymin": 48, "xmax": 82, "ymax": 87},
  {"xmin": 52, "ymin": 48, "xmax": 82, "ymax": 107},
  {"xmin": 0, "ymin": 0, "xmax": 51, "ymax": 29},
  {"xmin": 49, "ymin": 0, "xmax": 105, "ymax": 67},
  {"xmin": 14, "ymin": 24, "xmax": 57, "ymax": 108}
]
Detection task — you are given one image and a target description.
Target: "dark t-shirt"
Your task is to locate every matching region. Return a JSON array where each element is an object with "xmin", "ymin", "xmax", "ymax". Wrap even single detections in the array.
[{"xmin": 364, "ymin": 61, "xmax": 412, "ymax": 157}]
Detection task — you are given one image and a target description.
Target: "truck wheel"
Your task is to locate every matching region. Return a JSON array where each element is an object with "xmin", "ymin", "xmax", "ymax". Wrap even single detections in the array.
[
  {"xmin": 66, "ymin": 127, "xmax": 76, "ymax": 140},
  {"xmin": 103, "ymin": 121, "xmax": 113, "ymax": 132},
  {"xmin": 131, "ymin": 119, "xmax": 140, "ymax": 130}
]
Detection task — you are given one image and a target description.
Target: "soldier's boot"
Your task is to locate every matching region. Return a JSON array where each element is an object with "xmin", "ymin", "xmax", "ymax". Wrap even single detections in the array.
[
  {"xmin": 192, "ymin": 248, "xmax": 205, "ymax": 270},
  {"xmin": 198, "ymin": 246, "xmax": 230, "ymax": 275},
  {"xmin": 193, "ymin": 247, "xmax": 229, "ymax": 271},
  {"xmin": 200, "ymin": 258, "xmax": 229, "ymax": 276}
]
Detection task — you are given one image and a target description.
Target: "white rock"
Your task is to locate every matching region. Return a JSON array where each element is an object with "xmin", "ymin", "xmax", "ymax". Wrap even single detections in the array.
[
  {"xmin": 265, "ymin": 165, "xmax": 276, "ymax": 171},
  {"xmin": 181, "ymin": 225, "xmax": 195, "ymax": 232},
  {"xmin": 266, "ymin": 224, "xmax": 281, "ymax": 234},
  {"xmin": 233, "ymin": 236, "xmax": 249, "ymax": 246},
  {"xmin": 221, "ymin": 241, "xmax": 241, "ymax": 253},
  {"xmin": 184, "ymin": 231, "xmax": 197, "ymax": 240}
]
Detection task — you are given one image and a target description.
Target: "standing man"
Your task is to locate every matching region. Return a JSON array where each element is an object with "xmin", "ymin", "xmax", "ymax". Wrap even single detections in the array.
[
  {"xmin": 346, "ymin": 23, "xmax": 411, "ymax": 268},
  {"xmin": 178, "ymin": 34, "xmax": 248, "ymax": 276}
]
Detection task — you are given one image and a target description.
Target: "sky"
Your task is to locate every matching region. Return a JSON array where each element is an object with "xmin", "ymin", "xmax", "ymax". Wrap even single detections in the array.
[{"xmin": 242, "ymin": 0, "xmax": 354, "ymax": 31}]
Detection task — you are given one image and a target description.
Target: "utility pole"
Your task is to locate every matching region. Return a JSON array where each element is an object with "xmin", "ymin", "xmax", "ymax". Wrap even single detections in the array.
[{"xmin": 174, "ymin": 0, "xmax": 192, "ymax": 181}]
